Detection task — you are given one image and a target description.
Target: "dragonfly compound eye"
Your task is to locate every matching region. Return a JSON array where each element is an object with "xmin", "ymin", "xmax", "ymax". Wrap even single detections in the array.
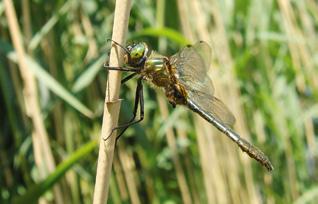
[{"xmin": 130, "ymin": 43, "xmax": 145, "ymax": 60}]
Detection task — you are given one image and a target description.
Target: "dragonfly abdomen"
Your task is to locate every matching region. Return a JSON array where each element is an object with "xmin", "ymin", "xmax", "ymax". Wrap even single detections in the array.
[{"xmin": 187, "ymin": 99, "xmax": 273, "ymax": 171}]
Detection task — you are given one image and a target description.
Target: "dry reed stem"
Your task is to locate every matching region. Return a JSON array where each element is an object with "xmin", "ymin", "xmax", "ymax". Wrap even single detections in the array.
[
  {"xmin": 118, "ymin": 146, "xmax": 141, "ymax": 204},
  {"xmin": 22, "ymin": 0, "xmax": 32, "ymax": 43},
  {"xmin": 113, "ymin": 156, "xmax": 129, "ymax": 200},
  {"xmin": 93, "ymin": 1, "xmax": 132, "ymax": 203},
  {"xmin": 305, "ymin": 117, "xmax": 317, "ymax": 157},
  {"xmin": 176, "ymin": 129, "xmax": 201, "ymax": 204},
  {"xmin": 278, "ymin": 0, "xmax": 303, "ymax": 199},
  {"xmin": 278, "ymin": 0, "xmax": 305, "ymax": 92},
  {"xmin": 176, "ymin": 0, "xmax": 194, "ymax": 42},
  {"xmin": 194, "ymin": 121, "xmax": 218, "ymax": 204},
  {"xmin": 158, "ymin": 96, "xmax": 192, "ymax": 204},
  {"xmin": 4, "ymin": 0, "xmax": 63, "ymax": 203},
  {"xmin": 81, "ymin": 13, "xmax": 98, "ymax": 61}
]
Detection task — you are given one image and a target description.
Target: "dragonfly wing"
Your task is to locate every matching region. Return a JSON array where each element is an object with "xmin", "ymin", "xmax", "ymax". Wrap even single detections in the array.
[
  {"xmin": 187, "ymin": 90, "xmax": 235, "ymax": 127},
  {"xmin": 170, "ymin": 41, "xmax": 214, "ymax": 95},
  {"xmin": 170, "ymin": 41, "xmax": 235, "ymax": 127}
]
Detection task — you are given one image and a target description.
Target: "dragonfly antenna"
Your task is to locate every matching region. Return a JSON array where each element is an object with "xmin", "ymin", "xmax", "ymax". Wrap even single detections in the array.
[{"xmin": 107, "ymin": 39, "xmax": 130, "ymax": 55}]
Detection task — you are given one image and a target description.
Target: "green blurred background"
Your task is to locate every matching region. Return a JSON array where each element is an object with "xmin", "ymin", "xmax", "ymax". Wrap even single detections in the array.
[{"xmin": 0, "ymin": 0, "xmax": 318, "ymax": 203}]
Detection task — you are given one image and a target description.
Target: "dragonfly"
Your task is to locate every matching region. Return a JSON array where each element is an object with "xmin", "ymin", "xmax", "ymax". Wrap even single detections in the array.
[{"xmin": 105, "ymin": 40, "xmax": 273, "ymax": 171}]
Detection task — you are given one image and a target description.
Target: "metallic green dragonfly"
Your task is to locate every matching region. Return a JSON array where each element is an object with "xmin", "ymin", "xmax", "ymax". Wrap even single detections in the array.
[{"xmin": 105, "ymin": 40, "xmax": 273, "ymax": 171}]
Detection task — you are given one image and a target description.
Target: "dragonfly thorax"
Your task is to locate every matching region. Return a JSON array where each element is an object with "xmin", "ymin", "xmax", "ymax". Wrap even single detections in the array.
[
  {"xmin": 142, "ymin": 53, "xmax": 171, "ymax": 86},
  {"xmin": 142, "ymin": 53, "xmax": 188, "ymax": 106}
]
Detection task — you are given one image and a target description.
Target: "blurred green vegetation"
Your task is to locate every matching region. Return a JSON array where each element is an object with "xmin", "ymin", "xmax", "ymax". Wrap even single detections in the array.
[{"xmin": 0, "ymin": 0, "xmax": 318, "ymax": 203}]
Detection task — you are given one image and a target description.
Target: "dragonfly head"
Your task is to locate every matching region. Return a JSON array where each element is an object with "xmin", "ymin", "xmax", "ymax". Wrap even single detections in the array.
[{"xmin": 125, "ymin": 42, "xmax": 149, "ymax": 67}]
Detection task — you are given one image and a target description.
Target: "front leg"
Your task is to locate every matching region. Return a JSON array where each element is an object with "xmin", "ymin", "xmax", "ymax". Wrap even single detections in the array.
[
  {"xmin": 103, "ymin": 78, "xmax": 144, "ymax": 142},
  {"xmin": 104, "ymin": 64, "xmax": 140, "ymax": 72}
]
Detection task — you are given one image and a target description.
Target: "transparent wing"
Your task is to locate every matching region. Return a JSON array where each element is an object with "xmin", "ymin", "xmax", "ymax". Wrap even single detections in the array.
[
  {"xmin": 188, "ymin": 91, "xmax": 235, "ymax": 127},
  {"xmin": 170, "ymin": 41, "xmax": 235, "ymax": 126},
  {"xmin": 170, "ymin": 41, "xmax": 214, "ymax": 94}
]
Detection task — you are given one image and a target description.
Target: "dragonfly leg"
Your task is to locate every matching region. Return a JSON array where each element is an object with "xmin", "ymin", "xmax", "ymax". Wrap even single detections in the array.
[
  {"xmin": 115, "ymin": 81, "xmax": 144, "ymax": 142},
  {"xmin": 115, "ymin": 78, "xmax": 144, "ymax": 142},
  {"xmin": 103, "ymin": 78, "xmax": 144, "ymax": 141},
  {"xmin": 121, "ymin": 73, "xmax": 138, "ymax": 84},
  {"xmin": 104, "ymin": 63, "xmax": 139, "ymax": 72},
  {"xmin": 107, "ymin": 39, "xmax": 130, "ymax": 55}
]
